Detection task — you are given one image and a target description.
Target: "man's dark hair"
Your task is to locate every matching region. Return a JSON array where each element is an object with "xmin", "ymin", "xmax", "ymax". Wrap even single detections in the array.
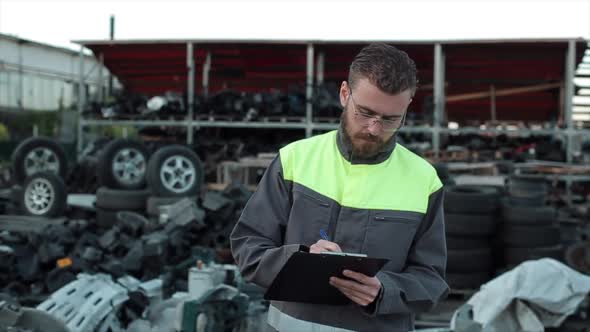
[{"xmin": 348, "ymin": 43, "xmax": 417, "ymax": 96}]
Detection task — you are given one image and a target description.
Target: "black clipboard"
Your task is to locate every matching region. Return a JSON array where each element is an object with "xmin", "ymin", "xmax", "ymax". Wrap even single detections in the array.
[{"xmin": 264, "ymin": 251, "xmax": 389, "ymax": 305}]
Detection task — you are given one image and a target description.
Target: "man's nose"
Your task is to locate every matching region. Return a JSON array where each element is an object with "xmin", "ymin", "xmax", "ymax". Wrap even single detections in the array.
[{"xmin": 367, "ymin": 119, "xmax": 382, "ymax": 135}]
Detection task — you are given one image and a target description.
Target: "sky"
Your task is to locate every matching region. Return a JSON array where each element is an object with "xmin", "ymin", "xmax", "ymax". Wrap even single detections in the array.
[{"xmin": 0, "ymin": 0, "xmax": 589, "ymax": 50}]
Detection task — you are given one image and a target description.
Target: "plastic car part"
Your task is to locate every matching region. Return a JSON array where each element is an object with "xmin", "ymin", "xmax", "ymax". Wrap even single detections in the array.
[
  {"xmin": 158, "ymin": 198, "xmax": 205, "ymax": 228},
  {"xmin": 0, "ymin": 300, "xmax": 71, "ymax": 332},
  {"xmin": 178, "ymin": 284, "xmax": 249, "ymax": 332},
  {"xmin": 37, "ymin": 273, "xmax": 128, "ymax": 332}
]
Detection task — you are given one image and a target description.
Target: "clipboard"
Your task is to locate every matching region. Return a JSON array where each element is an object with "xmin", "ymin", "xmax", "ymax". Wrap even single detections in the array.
[{"xmin": 264, "ymin": 251, "xmax": 389, "ymax": 305}]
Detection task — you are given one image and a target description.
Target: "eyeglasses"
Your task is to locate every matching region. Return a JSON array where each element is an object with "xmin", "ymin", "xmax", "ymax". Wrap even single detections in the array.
[{"xmin": 348, "ymin": 90, "xmax": 405, "ymax": 132}]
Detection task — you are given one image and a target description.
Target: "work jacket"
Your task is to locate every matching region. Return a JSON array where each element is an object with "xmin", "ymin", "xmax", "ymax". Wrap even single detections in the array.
[{"xmin": 230, "ymin": 128, "xmax": 449, "ymax": 332}]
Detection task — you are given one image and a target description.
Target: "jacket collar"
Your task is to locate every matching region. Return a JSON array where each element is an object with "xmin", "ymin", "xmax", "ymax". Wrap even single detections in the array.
[{"xmin": 336, "ymin": 124, "xmax": 397, "ymax": 165}]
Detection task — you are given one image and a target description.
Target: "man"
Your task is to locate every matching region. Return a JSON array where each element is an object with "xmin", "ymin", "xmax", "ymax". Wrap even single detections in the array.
[{"xmin": 230, "ymin": 43, "xmax": 448, "ymax": 332}]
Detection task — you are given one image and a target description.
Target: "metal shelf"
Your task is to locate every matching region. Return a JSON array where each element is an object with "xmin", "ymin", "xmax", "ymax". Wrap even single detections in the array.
[
  {"xmin": 76, "ymin": 40, "xmax": 585, "ymax": 163},
  {"xmin": 81, "ymin": 119, "xmax": 189, "ymax": 127},
  {"xmin": 81, "ymin": 119, "xmax": 308, "ymax": 129},
  {"xmin": 443, "ymin": 127, "xmax": 590, "ymax": 136},
  {"xmin": 80, "ymin": 118, "xmax": 590, "ymax": 136},
  {"xmin": 310, "ymin": 123, "xmax": 338, "ymax": 131},
  {"xmin": 443, "ymin": 127, "xmax": 560, "ymax": 135},
  {"xmin": 196, "ymin": 120, "xmax": 308, "ymax": 129}
]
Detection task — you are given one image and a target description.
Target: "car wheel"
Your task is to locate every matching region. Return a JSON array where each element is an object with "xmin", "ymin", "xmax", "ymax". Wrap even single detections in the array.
[
  {"xmin": 12, "ymin": 137, "xmax": 68, "ymax": 184},
  {"xmin": 20, "ymin": 172, "xmax": 67, "ymax": 217},
  {"xmin": 146, "ymin": 145, "xmax": 203, "ymax": 197},
  {"xmin": 98, "ymin": 139, "xmax": 149, "ymax": 190}
]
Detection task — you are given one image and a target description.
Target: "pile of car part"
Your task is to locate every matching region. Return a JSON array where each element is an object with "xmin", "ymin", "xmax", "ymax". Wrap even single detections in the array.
[
  {"xmin": 0, "ymin": 178, "xmax": 252, "ymax": 303},
  {"xmin": 88, "ymin": 85, "xmax": 436, "ymax": 125},
  {"xmin": 441, "ymin": 134, "xmax": 568, "ymax": 163},
  {"xmin": 0, "ymin": 142, "xmax": 252, "ymax": 310},
  {"xmin": 86, "ymin": 88, "xmax": 313, "ymax": 121}
]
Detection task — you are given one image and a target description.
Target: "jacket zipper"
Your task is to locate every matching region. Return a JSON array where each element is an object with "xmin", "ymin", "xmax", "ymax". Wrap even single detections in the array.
[
  {"xmin": 374, "ymin": 215, "xmax": 417, "ymax": 222},
  {"xmin": 326, "ymin": 204, "xmax": 341, "ymax": 241}
]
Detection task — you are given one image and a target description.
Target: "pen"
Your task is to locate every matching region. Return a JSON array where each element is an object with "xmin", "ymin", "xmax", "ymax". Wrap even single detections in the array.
[{"xmin": 319, "ymin": 229, "xmax": 329, "ymax": 240}]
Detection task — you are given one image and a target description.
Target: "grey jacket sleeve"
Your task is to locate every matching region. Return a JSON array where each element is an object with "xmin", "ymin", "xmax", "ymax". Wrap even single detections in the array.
[
  {"xmin": 230, "ymin": 155, "xmax": 301, "ymax": 289},
  {"xmin": 370, "ymin": 188, "xmax": 449, "ymax": 315}
]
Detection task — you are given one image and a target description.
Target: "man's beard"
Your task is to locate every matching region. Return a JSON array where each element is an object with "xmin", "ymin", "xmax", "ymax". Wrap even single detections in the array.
[{"xmin": 340, "ymin": 111, "xmax": 395, "ymax": 159}]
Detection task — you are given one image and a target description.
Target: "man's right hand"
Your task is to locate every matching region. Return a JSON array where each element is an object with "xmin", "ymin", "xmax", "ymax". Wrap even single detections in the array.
[{"xmin": 309, "ymin": 240, "xmax": 342, "ymax": 253}]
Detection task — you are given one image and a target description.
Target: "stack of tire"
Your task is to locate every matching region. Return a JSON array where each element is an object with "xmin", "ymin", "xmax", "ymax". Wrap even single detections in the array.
[
  {"xmin": 95, "ymin": 139, "xmax": 204, "ymax": 228},
  {"xmin": 10, "ymin": 137, "xmax": 69, "ymax": 218},
  {"xmin": 500, "ymin": 175, "xmax": 562, "ymax": 269},
  {"xmin": 444, "ymin": 184, "xmax": 501, "ymax": 290},
  {"xmin": 94, "ymin": 139, "xmax": 151, "ymax": 228}
]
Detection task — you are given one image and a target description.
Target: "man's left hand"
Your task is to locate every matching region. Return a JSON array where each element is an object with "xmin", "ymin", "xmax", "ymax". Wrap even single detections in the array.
[{"xmin": 329, "ymin": 270, "xmax": 382, "ymax": 306}]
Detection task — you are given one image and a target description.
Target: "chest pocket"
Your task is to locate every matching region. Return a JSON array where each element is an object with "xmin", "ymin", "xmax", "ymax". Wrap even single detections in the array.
[
  {"xmin": 286, "ymin": 186, "xmax": 331, "ymax": 246},
  {"xmin": 362, "ymin": 212, "xmax": 422, "ymax": 271}
]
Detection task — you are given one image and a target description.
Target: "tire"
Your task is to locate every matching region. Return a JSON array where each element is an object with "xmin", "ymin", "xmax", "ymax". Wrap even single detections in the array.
[
  {"xmin": 20, "ymin": 172, "xmax": 67, "ymax": 218},
  {"xmin": 506, "ymin": 175, "xmax": 547, "ymax": 198},
  {"xmin": 97, "ymin": 139, "xmax": 149, "ymax": 190},
  {"xmin": 502, "ymin": 224, "xmax": 560, "ymax": 248},
  {"xmin": 501, "ymin": 198, "xmax": 556, "ymax": 225},
  {"xmin": 445, "ymin": 213, "xmax": 496, "ymax": 236},
  {"xmin": 95, "ymin": 187, "xmax": 150, "ymax": 210},
  {"xmin": 11, "ymin": 137, "xmax": 68, "ymax": 184},
  {"xmin": 444, "ymin": 185, "xmax": 500, "ymax": 214},
  {"xmin": 446, "ymin": 272, "xmax": 491, "ymax": 290},
  {"xmin": 146, "ymin": 145, "xmax": 203, "ymax": 197},
  {"xmin": 447, "ymin": 248, "xmax": 493, "ymax": 273},
  {"xmin": 506, "ymin": 194, "xmax": 546, "ymax": 207},
  {"xmin": 504, "ymin": 245, "xmax": 563, "ymax": 265}
]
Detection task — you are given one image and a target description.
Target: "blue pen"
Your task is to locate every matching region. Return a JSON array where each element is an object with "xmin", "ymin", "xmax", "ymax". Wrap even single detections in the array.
[{"xmin": 319, "ymin": 229, "xmax": 329, "ymax": 240}]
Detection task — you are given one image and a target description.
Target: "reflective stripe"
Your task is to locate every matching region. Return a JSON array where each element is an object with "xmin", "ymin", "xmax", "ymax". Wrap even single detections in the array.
[
  {"xmin": 280, "ymin": 131, "xmax": 442, "ymax": 213},
  {"xmin": 267, "ymin": 305, "xmax": 356, "ymax": 332}
]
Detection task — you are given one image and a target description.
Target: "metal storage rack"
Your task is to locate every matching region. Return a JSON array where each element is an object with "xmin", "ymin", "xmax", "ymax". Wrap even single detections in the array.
[{"xmin": 73, "ymin": 39, "xmax": 589, "ymax": 164}]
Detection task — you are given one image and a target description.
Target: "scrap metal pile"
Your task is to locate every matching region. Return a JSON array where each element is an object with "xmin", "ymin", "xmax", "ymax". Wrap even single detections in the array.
[
  {"xmin": 0, "ymin": 188, "xmax": 249, "ymax": 302},
  {"xmin": 0, "ymin": 136, "xmax": 267, "ymax": 331},
  {"xmin": 1, "ymin": 134, "xmax": 589, "ymax": 331}
]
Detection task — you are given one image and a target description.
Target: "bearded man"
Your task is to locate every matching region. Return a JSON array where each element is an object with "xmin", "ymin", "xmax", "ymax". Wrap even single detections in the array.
[{"xmin": 231, "ymin": 43, "xmax": 449, "ymax": 332}]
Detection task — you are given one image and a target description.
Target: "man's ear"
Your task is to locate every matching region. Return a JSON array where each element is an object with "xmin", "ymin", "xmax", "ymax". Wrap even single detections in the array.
[{"xmin": 339, "ymin": 81, "xmax": 349, "ymax": 107}]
